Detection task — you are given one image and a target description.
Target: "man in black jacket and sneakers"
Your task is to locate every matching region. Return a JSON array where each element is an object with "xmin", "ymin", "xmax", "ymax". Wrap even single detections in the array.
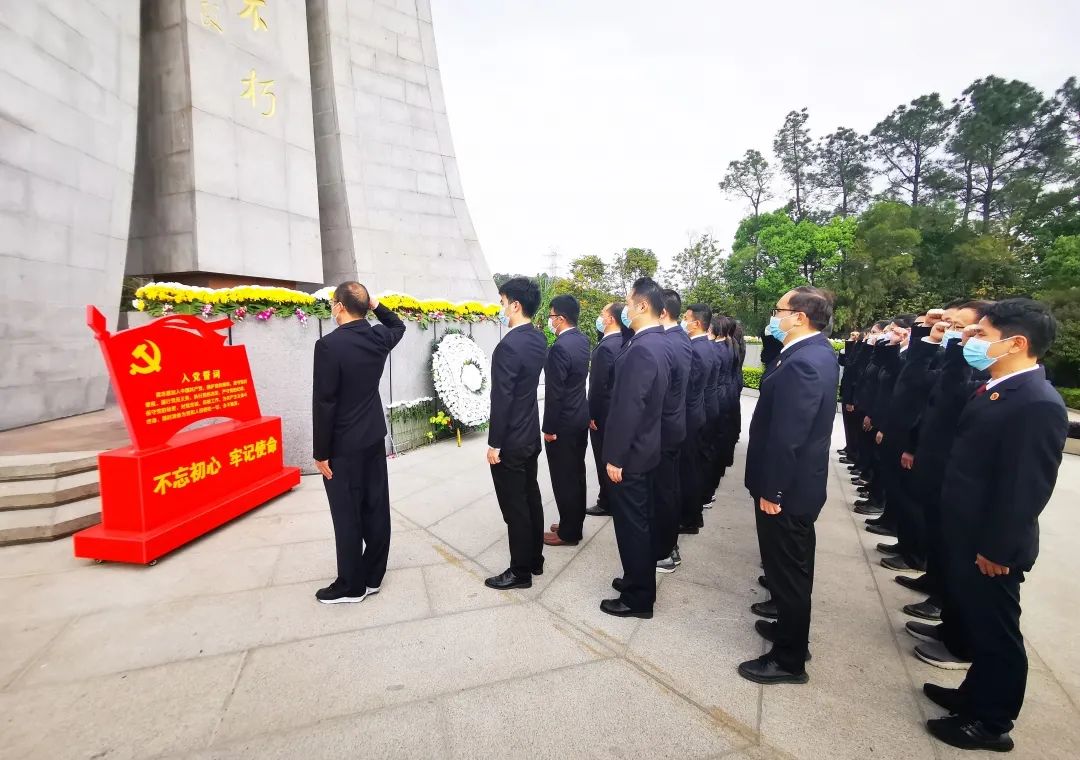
[
  {"xmin": 313, "ymin": 282, "xmax": 406, "ymax": 604},
  {"xmin": 923, "ymin": 299, "xmax": 1068, "ymax": 753},
  {"xmin": 655, "ymin": 289, "xmax": 691, "ymax": 573},
  {"xmin": 484, "ymin": 278, "xmax": 549, "ymax": 591}
]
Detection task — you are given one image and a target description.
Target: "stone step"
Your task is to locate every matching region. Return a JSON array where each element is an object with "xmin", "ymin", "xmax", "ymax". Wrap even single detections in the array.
[
  {"xmin": 0, "ymin": 468, "xmax": 101, "ymax": 510},
  {"xmin": 0, "ymin": 495, "xmax": 101, "ymax": 546},
  {"xmin": 0, "ymin": 451, "xmax": 100, "ymax": 482}
]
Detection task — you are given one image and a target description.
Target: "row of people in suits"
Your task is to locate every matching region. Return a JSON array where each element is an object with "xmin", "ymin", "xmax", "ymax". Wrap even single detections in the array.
[
  {"xmin": 838, "ymin": 298, "xmax": 1068, "ymax": 753},
  {"xmin": 482, "ymin": 276, "xmax": 745, "ymax": 620}
]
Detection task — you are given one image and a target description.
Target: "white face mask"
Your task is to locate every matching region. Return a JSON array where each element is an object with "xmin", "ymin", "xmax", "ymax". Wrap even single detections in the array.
[{"xmin": 547, "ymin": 317, "xmax": 557, "ymax": 333}]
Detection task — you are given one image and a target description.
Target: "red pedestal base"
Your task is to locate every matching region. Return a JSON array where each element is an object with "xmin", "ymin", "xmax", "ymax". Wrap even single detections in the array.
[{"xmin": 73, "ymin": 417, "xmax": 300, "ymax": 564}]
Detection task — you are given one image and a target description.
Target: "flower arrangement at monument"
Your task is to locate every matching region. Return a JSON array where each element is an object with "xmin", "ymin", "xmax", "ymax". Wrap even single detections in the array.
[
  {"xmin": 429, "ymin": 332, "xmax": 491, "ymax": 446},
  {"xmin": 130, "ymin": 282, "xmax": 501, "ymax": 325}
]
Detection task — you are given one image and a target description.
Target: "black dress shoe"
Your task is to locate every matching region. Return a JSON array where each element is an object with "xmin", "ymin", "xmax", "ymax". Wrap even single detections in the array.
[
  {"xmin": 838, "ymin": 457, "xmax": 855, "ymax": 465},
  {"xmin": 854, "ymin": 503, "xmax": 884, "ymax": 516},
  {"xmin": 882, "ymin": 555, "xmax": 924, "ymax": 573},
  {"xmin": 758, "ymin": 574, "xmax": 769, "ymax": 590},
  {"xmin": 532, "ymin": 562, "xmax": 544, "ymax": 576},
  {"xmin": 612, "ymin": 577, "xmax": 626, "ymax": 592},
  {"xmin": 896, "ymin": 573, "xmax": 932, "ymax": 593},
  {"xmin": 754, "ymin": 620, "xmax": 811, "ymax": 660},
  {"xmin": 926, "ymin": 716, "xmax": 1013, "ymax": 752},
  {"xmin": 600, "ymin": 598, "xmax": 652, "ymax": 619},
  {"xmin": 853, "ymin": 498, "xmax": 878, "ymax": 508},
  {"xmin": 851, "ymin": 478, "xmax": 869, "ymax": 486},
  {"xmin": 750, "ymin": 600, "xmax": 778, "ymax": 619},
  {"xmin": 836, "ymin": 448, "xmax": 847, "ymax": 455},
  {"xmin": 904, "ymin": 599, "xmax": 942, "ymax": 621},
  {"xmin": 737, "ymin": 655, "xmax": 808, "ymax": 685},
  {"xmin": 866, "ymin": 523, "xmax": 896, "ymax": 537},
  {"xmin": 923, "ymin": 683, "xmax": 967, "ymax": 714},
  {"xmin": 678, "ymin": 524, "xmax": 700, "ymax": 535},
  {"xmin": 484, "ymin": 569, "xmax": 532, "ymax": 590},
  {"xmin": 585, "ymin": 504, "xmax": 611, "ymax": 517},
  {"xmin": 877, "ymin": 542, "xmax": 901, "ymax": 554}
]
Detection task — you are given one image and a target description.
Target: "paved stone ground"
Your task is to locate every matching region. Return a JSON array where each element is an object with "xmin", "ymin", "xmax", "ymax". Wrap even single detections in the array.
[{"xmin": 1, "ymin": 397, "xmax": 1078, "ymax": 759}]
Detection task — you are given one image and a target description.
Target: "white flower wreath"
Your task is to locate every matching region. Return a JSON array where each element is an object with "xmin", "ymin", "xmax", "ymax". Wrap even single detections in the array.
[{"xmin": 431, "ymin": 333, "xmax": 491, "ymax": 427}]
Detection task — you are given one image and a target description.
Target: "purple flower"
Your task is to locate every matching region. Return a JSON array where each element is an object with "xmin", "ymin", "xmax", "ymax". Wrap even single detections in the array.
[
  {"xmin": 201, "ymin": 303, "xmax": 213, "ymax": 316},
  {"xmin": 295, "ymin": 308, "xmax": 309, "ymax": 325},
  {"xmin": 233, "ymin": 307, "xmax": 247, "ymax": 321},
  {"xmin": 257, "ymin": 308, "xmax": 273, "ymax": 321}
]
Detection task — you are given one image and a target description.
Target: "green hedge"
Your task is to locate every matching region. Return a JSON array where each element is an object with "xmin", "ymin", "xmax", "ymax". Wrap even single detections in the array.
[
  {"xmin": 743, "ymin": 366, "xmax": 763, "ymax": 390},
  {"xmin": 1059, "ymin": 387, "xmax": 1080, "ymax": 410}
]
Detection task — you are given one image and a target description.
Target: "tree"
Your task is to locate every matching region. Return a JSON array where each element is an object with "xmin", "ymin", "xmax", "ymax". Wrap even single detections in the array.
[
  {"xmin": 666, "ymin": 233, "xmax": 726, "ymax": 306},
  {"xmin": 773, "ymin": 108, "xmax": 816, "ymax": 220},
  {"xmin": 568, "ymin": 255, "xmax": 608, "ymax": 292},
  {"xmin": 816, "ymin": 127, "xmax": 872, "ymax": 217},
  {"xmin": 1057, "ymin": 77, "xmax": 1080, "ymax": 145},
  {"xmin": 610, "ymin": 247, "xmax": 659, "ymax": 295},
  {"xmin": 949, "ymin": 76, "xmax": 1068, "ymax": 232},
  {"xmin": 719, "ymin": 149, "xmax": 774, "ymax": 218},
  {"xmin": 871, "ymin": 94, "xmax": 955, "ymax": 208}
]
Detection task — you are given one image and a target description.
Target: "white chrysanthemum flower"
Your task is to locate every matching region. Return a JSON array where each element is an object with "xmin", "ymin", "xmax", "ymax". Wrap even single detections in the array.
[{"xmin": 431, "ymin": 334, "xmax": 490, "ymax": 427}]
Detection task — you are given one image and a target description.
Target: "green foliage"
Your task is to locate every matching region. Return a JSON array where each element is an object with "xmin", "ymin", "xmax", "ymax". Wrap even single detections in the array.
[
  {"xmin": 742, "ymin": 365, "xmax": 764, "ymax": 390},
  {"xmin": 719, "ymin": 149, "xmax": 774, "ymax": 217},
  {"xmin": 610, "ymin": 247, "xmax": 659, "ymax": 295},
  {"xmin": 665, "ymin": 234, "xmax": 727, "ymax": 309},
  {"xmin": 871, "ymin": 94, "xmax": 956, "ymax": 207},
  {"xmin": 1057, "ymin": 387, "xmax": 1080, "ymax": 410},
  {"xmin": 816, "ymin": 127, "xmax": 872, "ymax": 217},
  {"xmin": 773, "ymin": 108, "xmax": 816, "ymax": 220}
]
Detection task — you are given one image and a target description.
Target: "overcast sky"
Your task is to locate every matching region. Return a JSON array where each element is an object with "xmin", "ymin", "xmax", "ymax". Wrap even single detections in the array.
[{"xmin": 431, "ymin": 0, "xmax": 1080, "ymax": 279}]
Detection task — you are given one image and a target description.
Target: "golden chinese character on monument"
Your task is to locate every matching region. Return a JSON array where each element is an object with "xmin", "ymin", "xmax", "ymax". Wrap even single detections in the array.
[
  {"xmin": 200, "ymin": 0, "xmax": 223, "ymax": 33},
  {"xmin": 240, "ymin": 69, "xmax": 277, "ymax": 118},
  {"xmin": 153, "ymin": 472, "xmax": 172, "ymax": 496},
  {"xmin": 238, "ymin": 0, "xmax": 269, "ymax": 31},
  {"xmin": 207, "ymin": 456, "xmax": 223, "ymax": 476}
]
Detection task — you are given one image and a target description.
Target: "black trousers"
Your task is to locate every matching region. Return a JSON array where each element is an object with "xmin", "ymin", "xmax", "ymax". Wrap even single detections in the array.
[
  {"xmin": 650, "ymin": 447, "xmax": 681, "ymax": 561},
  {"xmin": 590, "ymin": 425, "xmax": 612, "ymax": 510},
  {"xmin": 915, "ymin": 462, "xmax": 946, "ymax": 598},
  {"xmin": 841, "ymin": 406, "xmax": 860, "ymax": 459},
  {"xmin": 611, "ymin": 469, "xmax": 656, "ymax": 611},
  {"xmin": 699, "ymin": 416, "xmax": 719, "ymax": 501},
  {"xmin": 952, "ymin": 554, "xmax": 1027, "ymax": 734},
  {"xmin": 546, "ymin": 427, "xmax": 588, "ymax": 542},
  {"xmin": 323, "ymin": 440, "xmax": 392, "ymax": 594},
  {"xmin": 678, "ymin": 421, "xmax": 703, "ymax": 528},
  {"xmin": 491, "ymin": 443, "xmax": 544, "ymax": 577},
  {"xmin": 755, "ymin": 503, "xmax": 816, "ymax": 674}
]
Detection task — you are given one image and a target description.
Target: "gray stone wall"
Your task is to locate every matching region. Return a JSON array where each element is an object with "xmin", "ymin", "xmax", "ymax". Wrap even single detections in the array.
[
  {"xmin": 127, "ymin": 0, "xmax": 323, "ymax": 283},
  {"xmin": 306, "ymin": 0, "xmax": 496, "ymax": 301},
  {"xmin": 0, "ymin": 1, "xmax": 139, "ymax": 430}
]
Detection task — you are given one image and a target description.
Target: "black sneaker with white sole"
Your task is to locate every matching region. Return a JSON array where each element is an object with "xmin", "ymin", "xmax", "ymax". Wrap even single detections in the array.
[
  {"xmin": 915, "ymin": 641, "xmax": 972, "ymax": 671},
  {"xmin": 906, "ymin": 620, "xmax": 944, "ymax": 643},
  {"xmin": 316, "ymin": 581, "xmax": 367, "ymax": 604}
]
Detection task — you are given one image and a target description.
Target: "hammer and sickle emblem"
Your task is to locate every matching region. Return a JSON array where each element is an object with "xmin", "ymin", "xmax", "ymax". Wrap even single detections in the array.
[{"xmin": 129, "ymin": 340, "xmax": 162, "ymax": 375}]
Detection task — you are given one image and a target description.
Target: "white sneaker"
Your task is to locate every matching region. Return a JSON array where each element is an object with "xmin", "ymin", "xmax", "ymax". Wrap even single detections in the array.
[{"xmin": 656, "ymin": 556, "xmax": 678, "ymax": 574}]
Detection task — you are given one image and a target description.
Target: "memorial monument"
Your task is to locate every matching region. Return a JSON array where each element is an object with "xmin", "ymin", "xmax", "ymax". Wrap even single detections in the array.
[{"xmin": 0, "ymin": 0, "xmax": 497, "ymax": 432}]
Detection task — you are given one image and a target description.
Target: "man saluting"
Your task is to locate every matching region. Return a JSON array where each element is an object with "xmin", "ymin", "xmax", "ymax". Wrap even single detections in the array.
[{"xmin": 312, "ymin": 282, "xmax": 406, "ymax": 604}]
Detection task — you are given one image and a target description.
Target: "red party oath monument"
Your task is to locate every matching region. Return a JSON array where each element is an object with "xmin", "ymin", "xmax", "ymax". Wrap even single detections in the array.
[{"xmin": 74, "ymin": 307, "xmax": 301, "ymax": 564}]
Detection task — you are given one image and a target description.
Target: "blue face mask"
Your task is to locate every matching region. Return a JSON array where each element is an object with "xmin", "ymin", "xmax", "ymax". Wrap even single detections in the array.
[
  {"xmin": 963, "ymin": 336, "xmax": 1008, "ymax": 371},
  {"xmin": 595, "ymin": 315, "xmax": 605, "ymax": 333},
  {"xmin": 768, "ymin": 315, "xmax": 788, "ymax": 342},
  {"xmin": 620, "ymin": 305, "xmax": 632, "ymax": 328},
  {"xmin": 943, "ymin": 329, "xmax": 963, "ymax": 344}
]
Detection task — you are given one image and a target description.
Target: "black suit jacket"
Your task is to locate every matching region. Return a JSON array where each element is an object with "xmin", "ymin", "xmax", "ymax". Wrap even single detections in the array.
[
  {"xmin": 587, "ymin": 332, "xmax": 622, "ymax": 427},
  {"xmin": 685, "ymin": 335, "xmax": 708, "ymax": 431},
  {"xmin": 542, "ymin": 327, "xmax": 590, "ymax": 435},
  {"xmin": 715, "ymin": 339, "xmax": 738, "ymax": 411},
  {"xmin": 705, "ymin": 340, "xmax": 723, "ymax": 422},
  {"xmin": 940, "ymin": 366, "xmax": 1067, "ymax": 570},
  {"xmin": 312, "ymin": 305, "xmax": 406, "ymax": 460},
  {"xmin": 660, "ymin": 326, "xmax": 692, "ymax": 449},
  {"xmin": 690, "ymin": 335, "xmax": 718, "ymax": 426},
  {"xmin": 744, "ymin": 333, "xmax": 840, "ymax": 517},
  {"xmin": 488, "ymin": 323, "xmax": 548, "ymax": 453},
  {"xmin": 603, "ymin": 326, "xmax": 670, "ymax": 474},
  {"xmin": 882, "ymin": 327, "xmax": 936, "ymax": 452}
]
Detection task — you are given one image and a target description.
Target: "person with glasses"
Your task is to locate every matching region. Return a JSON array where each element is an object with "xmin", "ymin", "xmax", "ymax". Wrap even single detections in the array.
[{"xmin": 739, "ymin": 286, "xmax": 839, "ymax": 684}]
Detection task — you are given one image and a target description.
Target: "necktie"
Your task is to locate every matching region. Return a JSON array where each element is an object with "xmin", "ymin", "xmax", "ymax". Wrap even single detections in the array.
[{"xmin": 975, "ymin": 383, "xmax": 988, "ymax": 396}]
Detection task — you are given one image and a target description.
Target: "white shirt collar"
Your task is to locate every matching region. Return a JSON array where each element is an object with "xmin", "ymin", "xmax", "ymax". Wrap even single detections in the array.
[
  {"xmin": 780, "ymin": 331, "xmax": 819, "ymax": 353},
  {"xmin": 664, "ymin": 324, "xmax": 680, "ymax": 331},
  {"xmin": 690, "ymin": 333, "xmax": 709, "ymax": 340},
  {"xmin": 506, "ymin": 322, "xmax": 528, "ymax": 333},
  {"xmin": 556, "ymin": 326, "xmax": 577, "ymax": 335},
  {"xmin": 986, "ymin": 365, "xmax": 1040, "ymax": 390}
]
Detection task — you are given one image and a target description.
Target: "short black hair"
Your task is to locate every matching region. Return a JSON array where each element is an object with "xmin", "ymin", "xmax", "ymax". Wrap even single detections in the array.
[
  {"xmin": 630, "ymin": 277, "xmax": 664, "ymax": 316},
  {"xmin": 984, "ymin": 298, "xmax": 1057, "ymax": 358},
  {"xmin": 661, "ymin": 289, "xmax": 682, "ymax": 321},
  {"xmin": 944, "ymin": 297, "xmax": 967, "ymax": 309},
  {"xmin": 873, "ymin": 319, "xmax": 889, "ymax": 331},
  {"xmin": 958, "ymin": 300, "xmax": 994, "ymax": 320},
  {"xmin": 788, "ymin": 286, "xmax": 834, "ymax": 330},
  {"xmin": 686, "ymin": 302, "xmax": 712, "ymax": 329},
  {"xmin": 498, "ymin": 276, "xmax": 541, "ymax": 318},
  {"xmin": 891, "ymin": 313, "xmax": 917, "ymax": 329},
  {"xmin": 334, "ymin": 281, "xmax": 370, "ymax": 317},
  {"xmin": 608, "ymin": 301, "xmax": 633, "ymax": 343},
  {"xmin": 549, "ymin": 294, "xmax": 580, "ymax": 325}
]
